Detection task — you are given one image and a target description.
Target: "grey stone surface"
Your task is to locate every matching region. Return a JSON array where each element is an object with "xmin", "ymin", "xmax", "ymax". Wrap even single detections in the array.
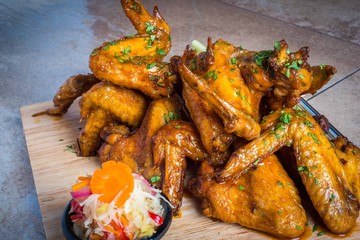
[{"xmin": 0, "ymin": 0, "xmax": 359, "ymax": 239}]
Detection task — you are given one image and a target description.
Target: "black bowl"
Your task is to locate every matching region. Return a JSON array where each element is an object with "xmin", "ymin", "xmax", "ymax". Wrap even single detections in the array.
[{"xmin": 62, "ymin": 196, "xmax": 173, "ymax": 240}]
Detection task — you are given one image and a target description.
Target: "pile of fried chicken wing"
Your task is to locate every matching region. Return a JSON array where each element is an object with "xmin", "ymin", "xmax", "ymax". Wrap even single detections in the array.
[{"xmin": 39, "ymin": 0, "xmax": 360, "ymax": 238}]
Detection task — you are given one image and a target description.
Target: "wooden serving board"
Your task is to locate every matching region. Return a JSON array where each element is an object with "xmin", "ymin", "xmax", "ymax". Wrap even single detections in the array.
[{"xmin": 21, "ymin": 101, "xmax": 359, "ymax": 240}]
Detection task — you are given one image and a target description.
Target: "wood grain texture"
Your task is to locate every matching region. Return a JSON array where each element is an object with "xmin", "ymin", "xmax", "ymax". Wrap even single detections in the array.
[{"xmin": 20, "ymin": 101, "xmax": 359, "ymax": 240}]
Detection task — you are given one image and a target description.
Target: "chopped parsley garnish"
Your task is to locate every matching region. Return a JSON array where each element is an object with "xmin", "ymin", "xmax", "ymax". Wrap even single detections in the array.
[
  {"xmin": 315, "ymin": 178, "xmax": 319, "ymax": 186},
  {"xmin": 297, "ymin": 166, "xmax": 309, "ymax": 173},
  {"xmin": 253, "ymin": 158, "xmax": 261, "ymax": 166},
  {"xmin": 123, "ymin": 47, "xmax": 131, "ymax": 55},
  {"xmin": 238, "ymin": 185, "xmax": 246, "ymax": 191},
  {"xmin": 254, "ymin": 50, "xmax": 272, "ymax": 67},
  {"xmin": 147, "ymin": 62, "xmax": 157, "ymax": 69},
  {"xmin": 312, "ymin": 224, "xmax": 318, "ymax": 232},
  {"xmin": 174, "ymin": 124, "xmax": 181, "ymax": 129},
  {"xmin": 307, "ymin": 132, "xmax": 321, "ymax": 144},
  {"xmin": 318, "ymin": 231, "xmax": 326, "ymax": 236},
  {"xmin": 304, "ymin": 119, "xmax": 313, "ymax": 127},
  {"xmin": 156, "ymin": 48, "xmax": 166, "ymax": 55},
  {"xmin": 204, "ymin": 70, "xmax": 218, "ymax": 80},
  {"xmin": 164, "ymin": 111, "xmax": 177, "ymax": 123},
  {"xmin": 277, "ymin": 181, "xmax": 284, "ymax": 188},
  {"xmin": 230, "ymin": 57, "xmax": 237, "ymax": 65},
  {"xmin": 274, "ymin": 41, "xmax": 282, "ymax": 51},
  {"xmin": 295, "ymin": 225, "xmax": 303, "ymax": 231},
  {"xmin": 145, "ymin": 22, "xmax": 156, "ymax": 34},
  {"xmin": 279, "ymin": 111, "xmax": 292, "ymax": 124},
  {"xmin": 64, "ymin": 144, "xmax": 76, "ymax": 153},
  {"xmin": 150, "ymin": 175, "xmax": 161, "ymax": 183}
]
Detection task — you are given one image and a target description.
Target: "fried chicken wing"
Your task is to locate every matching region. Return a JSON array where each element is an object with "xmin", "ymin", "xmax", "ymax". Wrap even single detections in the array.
[
  {"xmin": 98, "ymin": 96, "xmax": 182, "ymax": 184},
  {"xmin": 33, "ymin": 74, "xmax": 100, "ymax": 116},
  {"xmin": 78, "ymin": 82, "xmax": 148, "ymax": 156},
  {"xmin": 188, "ymin": 155, "xmax": 307, "ymax": 238},
  {"xmin": 179, "ymin": 38, "xmax": 262, "ymax": 140},
  {"xmin": 89, "ymin": 0, "xmax": 177, "ymax": 98},
  {"xmin": 153, "ymin": 120, "xmax": 209, "ymax": 214},
  {"xmin": 218, "ymin": 108, "xmax": 360, "ymax": 233},
  {"xmin": 263, "ymin": 40, "xmax": 336, "ymax": 109},
  {"xmin": 182, "ymin": 81, "xmax": 234, "ymax": 166}
]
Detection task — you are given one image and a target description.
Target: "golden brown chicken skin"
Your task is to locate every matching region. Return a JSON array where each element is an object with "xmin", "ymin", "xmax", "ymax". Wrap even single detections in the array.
[
  {"xmin": 153, "ymin": 120, "xmax": 209, "ymax": 215},
  {"xmin": 182, "ymin": 80, "xmax": 234, "ymax": 166},
  {"xmin": 78, "ymin": 81, "xmax": 148, "ymax": 156},
  {"xmin": 188, "ymin": 155, "xmax": 307, "ymax": 238},
  {"xmin": 98, "ymin": 96, "xmax": 182, "ymax": 186},
  {"xmin": 218, "ymin": 108, "xmax": 360, "ymax": 233},
  {"xmin": 33, "ymin": 74, "xmax": 100, "ymax": 116},
  {"xmin": 89, "ymin": 0, "xmax": 177, "ymax": 98},
  {"xmin": 179, "ymin": 38, "xmax": 262, "ymax": 140}
]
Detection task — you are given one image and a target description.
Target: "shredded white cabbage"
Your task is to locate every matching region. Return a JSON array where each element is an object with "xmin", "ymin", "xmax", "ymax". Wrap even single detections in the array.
[{"xmin": 76, "ymin": 173, "xmax": 167, "ymax": 239}]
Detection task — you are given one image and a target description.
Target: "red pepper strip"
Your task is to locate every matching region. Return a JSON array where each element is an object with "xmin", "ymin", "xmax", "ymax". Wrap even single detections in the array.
[{"xmin": 148, "ymin": 211, "xmax": 163, "ymax": 225}]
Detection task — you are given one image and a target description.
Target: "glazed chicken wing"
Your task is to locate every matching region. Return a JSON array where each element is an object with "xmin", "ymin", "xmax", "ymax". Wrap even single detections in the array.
[
  {"xmin": 98, "ymin": 96, "xmax": 182, "ymax": 186},
  {"xmin": 78, "ymin": 81, "xmax": 148, "ymax": 156},
  {"xmin": 33, "ymin": 74, "xmax": 100, "ymax": 116},
  {"xmin": 182, "ymin": 81, "xmax": 234, "ymax": 166},
  {"xmin": 89, "ymin": 0, "xmax": 177, "ymax": 98},
  {"xmin": 153, "ymin": 120, "xmax": 209, "ymax": 215},
  {"xmin": 188, "ymin": 155, "xmax": 307, "ymax": 238},
  {"xmin": 218, "ymin": 108, "xmax": 360, "ymax": 233},
  {"xmin": 179, "ymin": 38, "xmax": 264, "ymax": 140}
]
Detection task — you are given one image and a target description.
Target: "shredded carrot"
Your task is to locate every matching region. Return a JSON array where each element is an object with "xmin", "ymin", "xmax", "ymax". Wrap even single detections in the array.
[
  {"xmin": 71, "ymin": 178, "xmax": 90, "ymax": 191},
  {"xmin": 90, "ymin": 161, "xmax": 134, "ymax": 207}
]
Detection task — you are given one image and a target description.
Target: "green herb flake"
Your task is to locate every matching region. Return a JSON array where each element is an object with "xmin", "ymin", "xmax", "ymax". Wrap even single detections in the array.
[
  {"xmin": 315, "ymin": 178, "xmax": 319, "ymax": 186},
  {"xmin": 156, "ymin": 48, "xmax": 166, "ymax": 55},
  {"xmin": 147, "ymin": 62, "xmax": 157, "ymax": 69},
  {"xmin": 123, "ymin": 47, "xmax": 131, "ymax": 55},
  {"xmin": 145, "ymin": 22, "xmax": 156, "ymax": 34},
  {"xmin": 102, "ymin": 45, "xmax": 109, "ymax": 51},
  {"xmin": 64, "ymin": 144, "xmax": 76, "ymax": 153},
  {"xmin": 295, "ymin": 225, "xmax": 303, "ymax": 231},
  {"xmin": 204, "ymin": 70, "xmax": 218, "ymax": 80},
  {"xmin": 230, "ymin": 57, "xmax": 237, "ymax": 65},
  {"xmin": 297, "ymin": 166, "xmax": 309, "ymax": 173},
  {"xmin": 304, "ymin": 119, "xmax": 313, "ymax": 127},
  {"xmin": 277, "ymin": 181, "xmax": 284, "ymax": 188},
  {"xmin": 279, "ymin": 111, "xmax": 292, "ymax": 124},
  {"xmin": 307, "ymin": 132, "xmax": 321, "ymax": 144},
  {"xmin": 318, "ymin": 231, "xmax": 326, "ymax": 236},
  {"xmin": 254, "ymin": 50, "xmax": 272, "ymax": 67},
  {"xmin": 330, "ymin": 193, "xmax": 335, "ymax": 201},
  {"xmin": 174, "ymin": 124, "xmax": 181, "ymax": 129},
  {"xmin": 274, "ymin": 41, "xmax": 282, "ymax": 51},
  {"xmin": 312, "ymin": 224, "xmax": 318, "ymax": 232},
  {"xmin": 238, "ymin": 185, "xmax": 246, "ymax": 191},
  {"xmin": 319, "ymin": 64, "xmax": 325, "ymax": 70},
  {"xmin": 277, "ymin": 210, "xmax": 282, "ymax": 215},
  {"xmin": 150, "ymin": 175, "xmax": 161, "ymax": 183},
  {"xmin": 253, "ymin": 158, "xmax": 261, "ymax": 166}
]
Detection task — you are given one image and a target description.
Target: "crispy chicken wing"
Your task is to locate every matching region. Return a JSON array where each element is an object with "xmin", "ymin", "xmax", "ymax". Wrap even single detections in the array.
[
  {"xmin": 153, "ymin": 120, "xmax": 209, "ymax": 215},
  {"xmin": 98, "ymin": 96, "xmax": 182, "ymax": 186},
  {"xmin": 33, "ymin": 74, "xmax": 100, "ymax": 116},
  {"xmin": 179, "ymin": 38, "xmax": 263, "ymax": 140},
  {"xmin": 78, "ymin": 82, "xmax": 148, "ymax": 156},
  {"xmin": 188, "ymin": 155, "xmax": 307, "ymax": 238},
  {"xmin": 89, "ymin": 0, "xmax": 177, "ymax": 98},
  {"xmin": 262, "ymin": 40, "xmax": 336, "ymax": 110},
  {"xmin": 218, "ymin": 108, "xmax": 360, "ymax": 233},
  {"xmin": 182, "ymin": 80, "xmax": 234, "ymax": 166}
]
